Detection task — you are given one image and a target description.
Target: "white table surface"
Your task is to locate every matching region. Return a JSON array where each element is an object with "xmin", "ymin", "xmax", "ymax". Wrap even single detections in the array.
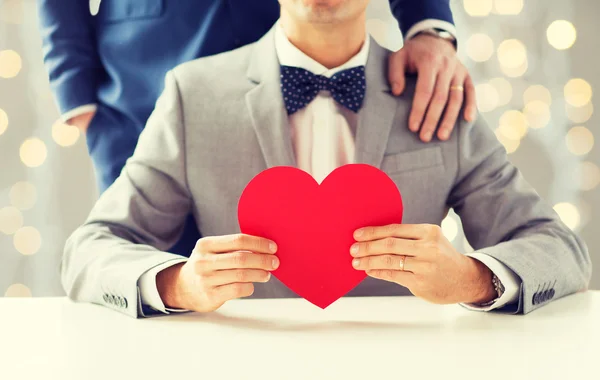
[{"xmin": 1, "ymin": 292, "xmax": 599, "ymax": 380}]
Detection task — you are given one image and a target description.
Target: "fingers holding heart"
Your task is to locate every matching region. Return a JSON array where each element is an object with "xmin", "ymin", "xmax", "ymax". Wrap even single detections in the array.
[
  {"xmin": 350, "ymin": 237, "xmax": 422, "ymax": 259},
  {"xmin": 352, "ymin": 254, "xmax": 418, "ymax": 273},
  {"xmin": 350, "ymin": 243, "xmax": 421, "ymax": 289},
  {"xmin": 213, "ymin": 282, "xmax": 256, "ymax": 303},
  {"xmin": 198, "ymin": 250, "xmax": 280, "ymax": 272},
  {"xmin": 195, "ymin": 234, "xmax": 278, "ymax": 255},
  {"xmin": 204, "ymin": 269, "xmax": 272, "ymax": 286},
  {"xmin": 349, "ymin": 224, "xmax": 438, "ymax": 288},
  {"xmin": 365, "ymin": 269, "xmax": 415, "ymax": 288},
  {"xmin": 354, "ymin": 224, "xmax": 428, "ymax": 241}
]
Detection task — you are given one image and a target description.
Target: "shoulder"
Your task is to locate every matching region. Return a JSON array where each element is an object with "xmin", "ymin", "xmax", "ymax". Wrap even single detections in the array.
[{"xmin": 170, "ymin": 43, "xmax": 256, "ymax": 96}]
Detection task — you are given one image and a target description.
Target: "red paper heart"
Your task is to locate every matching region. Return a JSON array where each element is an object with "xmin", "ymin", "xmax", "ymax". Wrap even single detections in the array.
[{"xmin": 238, "ymin": 164, "xmax": 403, "ymax": 308}]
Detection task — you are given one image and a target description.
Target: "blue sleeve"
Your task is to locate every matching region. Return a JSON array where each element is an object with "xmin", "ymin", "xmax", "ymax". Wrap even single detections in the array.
[
  {"xmin": 37, "ymin": 0, "xmax": 101, "ymax": 114},
  {"xmin": 389, "ymin": 0, "xmax": 455, "ymax": 37}
]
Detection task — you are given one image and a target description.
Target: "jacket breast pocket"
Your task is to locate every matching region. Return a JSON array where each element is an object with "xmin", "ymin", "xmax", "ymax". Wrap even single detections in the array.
[
  {"xmin": 381, "ymin": 146, "xmax": 444, "ymax": 174},
  {"xmin": 381, "ymin": 147, "xmax": 448, "ymax": 224},
  {"xmin": 97, "ymin": 0, "xmax": 164, "ymax": 23}
]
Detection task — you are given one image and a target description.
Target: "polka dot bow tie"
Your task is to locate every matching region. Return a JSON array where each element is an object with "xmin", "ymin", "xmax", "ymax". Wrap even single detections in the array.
[{"xmin": 280, "ymin": 65, "xmax": 366, "ymax": 115}]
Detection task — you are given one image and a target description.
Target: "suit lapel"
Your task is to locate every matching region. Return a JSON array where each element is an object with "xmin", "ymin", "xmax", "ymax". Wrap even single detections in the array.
[
  {"xmin": 245, "ymin": 28, "xmax": 297, "ymax": 168},
  {"xmin": 245, "ymin": 32, "xmax": 397, "ymax": 170},
  {"xmin": 354, "ymin": 39, "xmax": 398, "ymax": 169}
]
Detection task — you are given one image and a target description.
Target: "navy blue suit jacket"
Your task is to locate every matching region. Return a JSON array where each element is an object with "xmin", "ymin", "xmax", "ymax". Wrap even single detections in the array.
[{"xmin": 38, "ymin": 0, "xmax": 454, "ymax": 191}]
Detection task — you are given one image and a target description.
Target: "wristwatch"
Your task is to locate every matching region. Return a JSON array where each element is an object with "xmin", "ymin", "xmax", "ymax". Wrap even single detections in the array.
[
  {"xmin": 476, "ymin": 274, "xmax": 505, "ymax": 307},
  {"xmin": 413, "ymin": 28, "xmax": 457, "ymax": 50}
]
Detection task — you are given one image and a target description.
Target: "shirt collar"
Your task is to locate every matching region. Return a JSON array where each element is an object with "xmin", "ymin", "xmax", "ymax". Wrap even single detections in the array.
[{"xmin": 275, "ymin": 21, "xmax": 370, "ymax": 78}]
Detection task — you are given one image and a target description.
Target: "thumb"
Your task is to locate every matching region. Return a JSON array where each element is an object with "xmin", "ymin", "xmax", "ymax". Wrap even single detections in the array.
[{"xmin": 388, "ymin": 49, "xmax": 407, "ymax": 96}]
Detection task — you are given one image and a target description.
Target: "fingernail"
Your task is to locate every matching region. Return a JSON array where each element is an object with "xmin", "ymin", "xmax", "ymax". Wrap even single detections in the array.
[
  {"xmin": 410, "ymin": 123, "xmax": 419, "ymax": 132},
  {"xmin": 352, "ymin": 259, "xmax": 360, "ymax": 268},
  {"xmin": 350, "ymin": 244, "xmax": 359, "ymax": 255},
  {"xmin": 266, "ymin": 273, "xmax": 271, "ymax": 281},
  {"xmin": 269, "ymin": 242, "xmax": 277, "ymax": 253},
  {"xmin": 354, "ymin": 229, "xmax": 364, "ymax": 238},
  {"xmin": 271, "ymin": 258, "xmax": 279, "ymax": 269},
  {"xmin": 423, "ymin": 132, "xmax": 432, "ymax": 141},
  {"xmin": 392, "ymin": 83, "xmax": 401, "ymax": 94},
  {"xmin": 439, "ymin": 130, "xmax": 449, "ymax": 140}
]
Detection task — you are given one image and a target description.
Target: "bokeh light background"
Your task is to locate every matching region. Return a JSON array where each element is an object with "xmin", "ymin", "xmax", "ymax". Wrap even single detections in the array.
[{"xmin": 1, "ymin": 0, "xmax": 598, "ymax": 297}]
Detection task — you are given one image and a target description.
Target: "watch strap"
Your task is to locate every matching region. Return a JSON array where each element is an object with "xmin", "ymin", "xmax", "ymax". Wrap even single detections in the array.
[{"xmin": 475, "ymin": 273, "xmax": 505, "ymax": 307}]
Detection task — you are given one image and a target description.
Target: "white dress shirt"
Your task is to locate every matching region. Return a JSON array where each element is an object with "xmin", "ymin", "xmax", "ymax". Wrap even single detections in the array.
[
  {"xmin": 277, "ymin": 24, "xmax": 370, "ymax": 184},
  {"xmin": 137, "ymin": 23, "xmax": 519, "ymax": 314}
]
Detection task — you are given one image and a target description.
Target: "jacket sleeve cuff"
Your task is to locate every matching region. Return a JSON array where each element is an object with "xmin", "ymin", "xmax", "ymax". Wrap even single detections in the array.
[
  {"xmin": 50, "ymin": 69, "xmax": 99, "ymax": 115},
  {"xmin": 138, "ymin": 258, "xmax": 189, "ymax": 316},
  {"xmin": 390, "ymin": 0, "xmax": 455, "ymax": 38},
  {"xmin": 98, "ymin": 252, "xmax": 188, "ymax": 318},
  {"xmin": 61, "ymin": 104, "xmax": 98, "ymax": 123},
  {"xmin": 404, "ymin": 19, "xmax": 458, "ymax": 41}
]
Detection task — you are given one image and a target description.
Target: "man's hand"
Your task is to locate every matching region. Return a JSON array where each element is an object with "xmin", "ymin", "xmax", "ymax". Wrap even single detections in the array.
[
  {"xmin": 156, "ymin": 234, "xmax": 279, "ymax": 312},
  {"xmin": 66, "ymin": 111, "xmax": 95, "ymax": 133},
  {"xmin": 388, "ymin": 34, "xmax": 477, "ymax": 142},
  {"xmin": 350, "ymin": 224, "xmax": 496, "ymax": 305}
]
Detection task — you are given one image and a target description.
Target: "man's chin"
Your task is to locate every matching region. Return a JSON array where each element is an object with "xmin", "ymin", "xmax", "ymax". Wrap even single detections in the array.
[
  {"xmin": 302, "ymin": 0, "xmax": 346, "ymax": 7},
  {"xmin": 304, "ymin": 15, "xmax": 339, "ymax": 25},
  {"xmin": 303, "ymin": 7, "xmax": 349, "ymax": 24}
]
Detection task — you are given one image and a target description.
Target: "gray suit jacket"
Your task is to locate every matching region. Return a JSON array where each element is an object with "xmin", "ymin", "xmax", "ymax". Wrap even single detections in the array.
[{"xmin": 63, "ymin": 28, "xmax": 591, "ymax": 318}]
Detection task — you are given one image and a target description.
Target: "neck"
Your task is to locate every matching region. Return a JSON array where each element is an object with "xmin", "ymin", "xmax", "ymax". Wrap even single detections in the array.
[{"xmin": 279, "ymin": 13, "xmax": 366, "ymax": 69}]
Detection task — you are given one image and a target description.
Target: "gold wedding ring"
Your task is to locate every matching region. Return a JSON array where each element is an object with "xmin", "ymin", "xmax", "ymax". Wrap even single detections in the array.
[
  {"xmin": 450, "ymin": 85, "xmax": 464, "ymax": 92},
  {"xmin": 399, "ymin": 255, "xmax": 406, "ymax": 271}
]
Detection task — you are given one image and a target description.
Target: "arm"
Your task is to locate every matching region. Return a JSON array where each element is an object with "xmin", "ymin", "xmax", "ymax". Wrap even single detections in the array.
[
  {"xmin": 448, "ymin": 114, "xmax": 592, "ymax": 314},
  {"xmin": 351, "ymin": 114, "xmax": 590, "ymax": 314},
  {"xmin": 37, "ymin": 0, "xmax": 101, "ymax": 124},
  {"xmin": 62, "ymin": 71, "xmax": 277, "ymax": 318},
  {"xmin": 62, "ymin": 71, "xmax": 192, "ymax": 318}
]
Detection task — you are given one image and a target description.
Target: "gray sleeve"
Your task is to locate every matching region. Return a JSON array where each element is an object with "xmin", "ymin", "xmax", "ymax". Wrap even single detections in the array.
[
  {"xmin": 447, "ymin": 114, "xmax": 592, "ymax": 314},
  {"xmin": 62, "ymin": 71, "xmax": 193, "ymax": 318}
]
